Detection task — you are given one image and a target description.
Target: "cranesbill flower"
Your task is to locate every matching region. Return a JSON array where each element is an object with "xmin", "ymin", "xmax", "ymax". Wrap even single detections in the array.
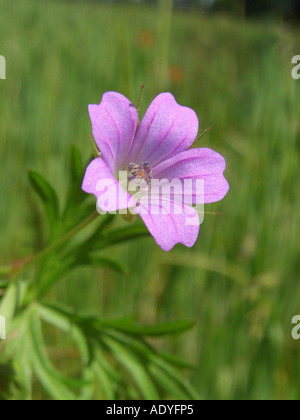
[{"xmin": 82, "ymin": 92, "xmax": 229, "ymax": 251}]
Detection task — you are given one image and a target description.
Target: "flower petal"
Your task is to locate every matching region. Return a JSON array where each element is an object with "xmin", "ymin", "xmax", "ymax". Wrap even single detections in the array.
[
  {"xmin": 152, "ymin": 148, "xmax": 229, "ymax": 204},
  {"xmin": 88, "ymin": 92, "xmax": 139, "ymax": 173},
  {"xmin": 82, "ymin": 158, "xmax": 131, "ymax": 212},
  {"xmin": 137, "ymin": 197, "xmax": 200, "ymax": 252},
  {"xmin": 127, "ymin": 93, "xmax": 199, "ymax": 166}
]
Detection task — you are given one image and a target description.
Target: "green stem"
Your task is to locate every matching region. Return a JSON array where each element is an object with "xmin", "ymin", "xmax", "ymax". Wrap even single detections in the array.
[{"xmin": 12, "ymin": 211, "xmax": 99, "ymax": 278}]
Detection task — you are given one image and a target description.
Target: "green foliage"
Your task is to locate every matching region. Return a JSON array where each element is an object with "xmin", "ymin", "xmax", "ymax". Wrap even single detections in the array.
[{"xmin": 0, "ymin": 144, "xmax": 197, "ymax": 400}]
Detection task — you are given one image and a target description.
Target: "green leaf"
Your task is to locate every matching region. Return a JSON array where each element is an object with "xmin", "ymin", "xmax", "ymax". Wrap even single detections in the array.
[
  {"xmin": 15, "ymin": 316, "xmax": 33, "ymax": 400},
  {"xmin": 84, "ymin": 214, "xmax": 116, "ymax": 245},
  {"xmin": 36, "ymin": 259, "xmax": 74, "ymax": 299},
  {"xmin": 29, "ymin": 311, "xmax": 77, "ymax": 400},
  {"xmin": 94, "ymin": 347, "xmax": 123, "ymax": 384},
  {"xmin": 80, "ymin": 254, "xmax": 127, "ymax": 275},
  {"xmin": 98, "ymin": 318, "xmax": 194, "ymax": 337},
  {"xmin": 61, "ymin": 214, "xmax": 115, "ymax": 264},
  {"xmin": 29, "ymin": 310, "xmax": 93, "ymax": 399},
  {"xmin": 78, "ymin": 367, "xmax": 95, "ymax": 401},
  {"xmin": 63, "ymin": 145, "xmax": 87, "ymax": 221},
  {"xmin": 65, "ymin": 218, "xmax": 146, "ymax": 260},
  {"xmin": 149, "ymin": 364, "xmax": 191, "ymax": 400},
  {"xmin": 36, "ymin": 303, "xmax": 91, "ymax": 365},
  {"xmin": 150, "ymin": 356, "xmax": 200, "ymax": 400},
  {"xmin": 37, "ymin": 250, "xmax": 126, "ymax": 298},
  {"xmin": 94, "ymin": 352, "xmax": 139, "ymax": 400},
  {"xmin": 28, "ymin": 170, "xmax": 60, "ymax": 232},
  {"xmin": 93, "ymin": 361, "xmax": 116, "ymax": 400},
  {"xmin": 92, "ymin": 225, "xmax": 150, "ymax": 250},
  {"xmin": 99, "ymin": 329, "xmax": 198, "ymax": 399},
  {"xmin": 35, "ymin": 303, "xmax": 198, "ymax": 400},
  {"xmin": 102, "ymin": 335, "xmax": 159, "ymax": 400},
  {"xmin": 159, "ymin": 352, "xmax": 194, "ymax": 370},
  {"xmin": 41, "ymin": 302, "xmax": 194, "ymax": 338}
]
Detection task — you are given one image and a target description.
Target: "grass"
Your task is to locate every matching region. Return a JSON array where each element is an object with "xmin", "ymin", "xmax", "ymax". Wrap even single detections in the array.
[{"xmin": 1, "ymin": 0, "xmax": 300, "ymax": 400}]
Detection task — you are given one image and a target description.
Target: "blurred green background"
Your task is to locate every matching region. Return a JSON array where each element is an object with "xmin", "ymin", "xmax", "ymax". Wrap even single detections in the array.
[{"xmin": 1, "ymin": 0, "xmax": 300, "ymax": 400}]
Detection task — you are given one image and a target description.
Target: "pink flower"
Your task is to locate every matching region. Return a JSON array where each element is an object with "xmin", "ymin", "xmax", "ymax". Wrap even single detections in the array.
[{"xmin": 82, "ymin": 92, "xmax": 229, "ymax": 251}]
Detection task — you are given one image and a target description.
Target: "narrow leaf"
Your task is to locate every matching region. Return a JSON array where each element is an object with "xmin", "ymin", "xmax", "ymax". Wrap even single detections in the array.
[
  {"xmin": 98, "ymin": 318, "xmax": 194, "ymax": 337},
  {"xmin": 63, "ymin": 145, "xmax": 87, "ymax": 220},
  {"xmin": 37, "ymin": 303, "xmax": 91, "ymax": 365},
  {"xmin": 29, "ymin": 311, "xmax": 76, "ymax": 400},
  {"xmin": 28, "ymin": 170, "xmax": 60, "ymax": 230},
  {"xmin": 93, "ymin": 225, "xmax": 150, "ymax": 250},
  {"xmin": 81, "ymin": 254, "xmax": 127, "ymax": 275},
  {"xmin": 150, "ymin": 356, "xmax": 200, "ymax": 400},
  {"xmin": 149, "ymin": 364, "xmax": 191, "ymax": 400},
  {"xmin": 102, "ymin": 335, "xmax": 159, "ymax": 400}
]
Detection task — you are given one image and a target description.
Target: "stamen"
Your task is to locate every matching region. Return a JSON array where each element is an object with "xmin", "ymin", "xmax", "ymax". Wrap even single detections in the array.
[
  {"xmin": 195, "ymin": 127, "xmax": 212, "ymax": 143},
  {"xmin": 128, "ymin": 161, "xmax": 152, "ymax": 187}
]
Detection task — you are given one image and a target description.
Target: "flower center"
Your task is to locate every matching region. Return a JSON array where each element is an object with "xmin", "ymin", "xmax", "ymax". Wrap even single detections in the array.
[{"xmin": 127, "ymin": 162, "xmax": 152, "ymax": 187}]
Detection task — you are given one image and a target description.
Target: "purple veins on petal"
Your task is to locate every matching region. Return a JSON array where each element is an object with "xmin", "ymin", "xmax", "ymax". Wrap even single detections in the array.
[
  {"xmin": 126, "ymin": 92, "xmax": 199, "ymax": 167},
  {"xmin": 83, "ymin": 91, "xmax": 229, "ymax": 251},
  {"xmin": 88, "ymin": 92, "xmax": 139, "ymax": 174}
]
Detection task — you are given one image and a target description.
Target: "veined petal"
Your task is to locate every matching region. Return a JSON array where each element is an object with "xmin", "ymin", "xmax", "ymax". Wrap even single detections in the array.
[
  {"xmin": 88, "ymin": 92, "xmax": 138, "ymax": 173},
  {"xmin": 137, "ymin": 197, "xmax": 200, "ymax": 252},
  {"xmin": 82, "ymin": 158, "xmax": 131, "ymax": 212},
  {"xmin": 127, "ymin": 93, "xmax": 199, "ymax": 167},
  {"xmin": 152, "ymin": 148, "xmax": 229, "ymax": 204}
]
